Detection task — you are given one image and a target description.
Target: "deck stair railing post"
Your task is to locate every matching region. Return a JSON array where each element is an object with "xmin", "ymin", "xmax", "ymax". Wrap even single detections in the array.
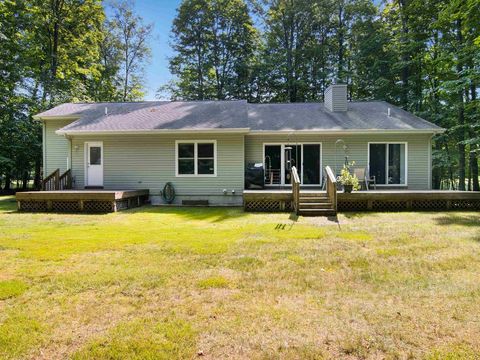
[
  {"xmin": 290, "ymin": 166, "xmax": 301, "ymax": 214},
  {"xmin": 41, "ymin": 169, "xmax": 60, "ymax": 191},
  {"xmin": 59, "ymin": 169, "xmax": 72, "ymax": 190},
  {"xmin": 41, "ymin": 169, "xmax": 72, "ymax": 191},
  {"xmin": 325, "ymin": 166, "xmax": 337, "ymax": 213}
]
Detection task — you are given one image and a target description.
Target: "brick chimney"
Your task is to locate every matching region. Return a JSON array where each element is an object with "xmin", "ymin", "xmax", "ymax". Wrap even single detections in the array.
[{"xmin": 324, "ymin": 84, "xmax": 347, "ymax": 112}]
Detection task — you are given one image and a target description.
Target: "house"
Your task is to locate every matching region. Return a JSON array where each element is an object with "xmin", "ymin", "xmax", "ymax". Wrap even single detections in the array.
[{"xmin": 34, "ymin": 84, "xmax": 443, "ymax": 207}]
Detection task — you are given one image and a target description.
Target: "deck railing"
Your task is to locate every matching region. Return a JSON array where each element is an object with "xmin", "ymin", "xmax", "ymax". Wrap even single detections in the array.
[
  {"xmin": 265, "ymin": 168, "xmax": 281, "ymax": 185},
  {"xmin": 41, "ymin": 169, "xmax": 60, "ymax": 191},
  {"xmin": 325, "ymin": 166, "xmax": 337, "ymax": 212},
  {"xmin": 41, "ymin": 168, "xmax": 72, "ymax": 191},
  {"xmin": 291, "ymin": 166, "xmax": 300, "ymax": 214},
  {"xmin": 59, "ymin": 169, "xmax": 72, "ymax": 190}
]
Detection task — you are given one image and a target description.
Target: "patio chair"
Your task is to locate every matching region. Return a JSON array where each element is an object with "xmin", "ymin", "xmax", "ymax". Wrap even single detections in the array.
[{"xmin": 353, "ymin": 167, "xmax": 376, "ymax": 190}]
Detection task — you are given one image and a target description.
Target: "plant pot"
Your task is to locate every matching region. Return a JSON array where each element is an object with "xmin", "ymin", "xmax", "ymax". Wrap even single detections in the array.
[{"xmin": 343, "ymin": 184, "xmax": 353, "ymax": 193}]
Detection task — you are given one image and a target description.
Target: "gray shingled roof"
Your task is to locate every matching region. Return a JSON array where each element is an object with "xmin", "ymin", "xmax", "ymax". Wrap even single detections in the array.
[
  {"xmin": 247, "ymin": 101, "xmax": 442, "ymax": 131},
  {"xmin": 34, "ymin": 100, "xmax": 443, "ymax": 133}
]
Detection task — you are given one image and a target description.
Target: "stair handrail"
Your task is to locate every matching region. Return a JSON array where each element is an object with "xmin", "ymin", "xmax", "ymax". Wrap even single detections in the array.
[
  {"xmin": 291, "ymin": 166, "xmax": 300, "ymax": 214},
  {"xmin": 41, "ymin": 168, "xmax": 60, "ymax": 191},
  {"xmin": 59, "ymin": 169, "xmax": 72, "ymax": 190},
  {"xmin": 325, "ymin": 166, "xmax": 337, "ymax": 212}
]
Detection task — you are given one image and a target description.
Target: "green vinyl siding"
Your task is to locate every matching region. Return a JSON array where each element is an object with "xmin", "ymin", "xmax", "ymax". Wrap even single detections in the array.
[
  {"xmin": 43, "ymin": 119, "xmax": 73, "ymax": 175},
  {"xmin": 245, "ymin": 133, "xmax": 432, "ymax": 189},
  {"xmin": 70, "ymin": 133, "xmax": 244, "ymax": 196}
]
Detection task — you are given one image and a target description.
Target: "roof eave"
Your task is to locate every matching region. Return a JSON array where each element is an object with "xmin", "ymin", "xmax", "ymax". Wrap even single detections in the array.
[
  {"xmin": 33, "ymin": 115, "xmax": 81, "ymax": 121},
  {"xmin": 55, "ymin": 128, "xmax": 251, "ymax": 136},
  {"xmin": 248, "ymin": 129, "xmax": 445, "ymax": 135}
]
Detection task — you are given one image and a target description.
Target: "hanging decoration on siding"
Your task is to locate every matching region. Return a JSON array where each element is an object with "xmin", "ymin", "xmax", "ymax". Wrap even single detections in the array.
[{"xmin": 162, "ymin": 182, "xmax": 176, "ymax": 204}]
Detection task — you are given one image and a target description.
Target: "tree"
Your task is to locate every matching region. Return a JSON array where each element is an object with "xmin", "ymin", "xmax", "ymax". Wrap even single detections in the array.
[
  {"xmin": 166, "ymin": 0, "xmax": 258, "ymax": 100},
  {"xmin": 107, "ymin": 0, "xmax": 153, "ymax": 101}
]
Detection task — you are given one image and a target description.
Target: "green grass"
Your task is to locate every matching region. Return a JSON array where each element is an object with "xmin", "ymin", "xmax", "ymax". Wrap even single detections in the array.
[
  {"xmin": 1, "ymin": 195, "xmax": 480, "ymax": 359},
  {"xmin": 0, "ymin": 280, "xmax": 28, "ymax": 300}
]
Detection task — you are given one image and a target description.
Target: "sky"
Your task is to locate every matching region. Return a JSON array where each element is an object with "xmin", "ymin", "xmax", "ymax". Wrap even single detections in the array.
[{"xmin": 128, "ymin": 0, "xmax": 182, "ymax": 100}]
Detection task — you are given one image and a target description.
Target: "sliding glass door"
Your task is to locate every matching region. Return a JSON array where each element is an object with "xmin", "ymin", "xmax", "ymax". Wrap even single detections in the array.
[
  {"xmin": 264, "ymin": 145, "xmax": 282, "ymax": 185},
  {"xmin": 303, "ymin": 144, "xmax": 321, "ymax": 185},
  {"xmin": 264, "ymin": 143, "xmax": 322, "ymax": 186},
  {"xmin": 369, "ymin": 143, "xmax": 406, "ymax": 185}
]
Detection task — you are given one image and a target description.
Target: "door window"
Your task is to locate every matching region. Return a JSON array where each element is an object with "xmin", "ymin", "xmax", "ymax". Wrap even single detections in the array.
[{"xmin": 89, "ymin": 146, "xmax": 102, "ymax": 165}]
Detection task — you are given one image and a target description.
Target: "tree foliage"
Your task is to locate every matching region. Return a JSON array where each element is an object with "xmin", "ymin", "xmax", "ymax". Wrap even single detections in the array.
[
  {"xmin": 165, "ymin": 0, "xmax": 479, "ymax": 189},
  {"xmin": 165, "ymin": 0, "xmax": 258, "ymax": 100},
  {"xmin": 0, "ymin": 0, "xmax": 152, "ymax": 192}
]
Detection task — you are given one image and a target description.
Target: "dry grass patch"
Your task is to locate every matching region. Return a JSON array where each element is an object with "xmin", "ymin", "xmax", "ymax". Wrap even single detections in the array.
[{"xmin": 0, "ymin": 196, "xmax": 480, "ymax": 359}]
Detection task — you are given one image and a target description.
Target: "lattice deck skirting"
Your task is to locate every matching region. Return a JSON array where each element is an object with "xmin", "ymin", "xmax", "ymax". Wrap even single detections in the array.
[
  {"xmin": 244, "ymin": 192, "xmax": 480, "ymax": 213},
  {"xmin": 17, "ymin": 190, "xmax": 149, "ymax": 213},
  {"xmin": 244, "ymin": 200, "xmax": 292, "ymax": 212}
]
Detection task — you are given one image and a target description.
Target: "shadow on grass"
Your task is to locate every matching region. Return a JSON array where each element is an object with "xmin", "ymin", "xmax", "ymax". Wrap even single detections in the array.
[
  {"xmin": 127, "ymin": 205, "xmax": 249, "ymax": 223},
  {"xmin": 341, "ymin": 211, "xmax": 378, "ymax": 219},
  {"xmin": 434, "ymin": 214, "xmax": 480, "ymax": 227},
  {"xmin": 0, "ymin": 196, "xmax": 17, "ymax": 213}
]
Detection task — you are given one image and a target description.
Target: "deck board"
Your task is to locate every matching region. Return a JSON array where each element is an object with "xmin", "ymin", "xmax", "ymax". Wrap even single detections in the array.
[{"xmin": 16, "ymin": 189, "xmax": 149, "ymax": 201}]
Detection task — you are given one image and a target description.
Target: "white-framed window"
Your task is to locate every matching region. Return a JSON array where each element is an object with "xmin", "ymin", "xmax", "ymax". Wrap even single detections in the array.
[
  {"xmin": 368, "ymin": 142, "xmax": 407, "ymax": 185},
  {"xmin": 175, "ymin": 140, "xmax": 217, "ymax": 177}
]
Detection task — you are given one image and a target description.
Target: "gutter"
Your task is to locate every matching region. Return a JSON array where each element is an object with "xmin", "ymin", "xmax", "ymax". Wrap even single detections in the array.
[
  {"xmin": 33, "ymin": 115, "xmax": 81, "ymax": 121},
  {"xmin": 247, "ymin": 129, "xmax": 445, "ymax": 135},
  {"xmin": 55, "ymin": 128, "xmax": 251, "ymax": 136}
]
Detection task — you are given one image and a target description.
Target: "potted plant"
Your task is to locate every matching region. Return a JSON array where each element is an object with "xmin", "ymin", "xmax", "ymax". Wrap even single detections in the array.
[{"xmin": 338, "ymin": 163, "xmax": 359, "ymax": 193}]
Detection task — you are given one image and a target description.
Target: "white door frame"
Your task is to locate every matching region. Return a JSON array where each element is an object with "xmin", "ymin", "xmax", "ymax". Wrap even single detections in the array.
[
  {"xmin": 263, "ymin": 142, "xmax": 322, "ymax": 186},
  {"xmin": 84, "ymin": 141, "xmax": 104, "ymax": 187}
]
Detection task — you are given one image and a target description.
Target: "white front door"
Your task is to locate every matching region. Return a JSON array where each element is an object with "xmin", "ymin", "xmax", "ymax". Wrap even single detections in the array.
[{"xmin": 86, "ymin": 142, "xmax": 103, "ymax": 187}]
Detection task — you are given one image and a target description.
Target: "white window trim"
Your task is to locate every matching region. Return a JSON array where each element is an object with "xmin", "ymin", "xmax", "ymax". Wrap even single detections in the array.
[
  {"xmin": 262, "ymin": 142, "xmax": 323, "ymax": 186},
  {"xmin": 175, "ymin": 140, "xmax": 217, "ymax": 177},
  {"xmin": 367, "ymin": 142, "xmax": 408, "ymax": 186}
]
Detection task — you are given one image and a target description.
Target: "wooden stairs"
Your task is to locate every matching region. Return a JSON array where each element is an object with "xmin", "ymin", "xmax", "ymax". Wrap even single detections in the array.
[
  {"xmin": 298, "ymin": 192, "xmax": 336, "ymax": 216},
  {"xmin": 291, "ymin": 165, "xmax": 337, "ymax": 217}
]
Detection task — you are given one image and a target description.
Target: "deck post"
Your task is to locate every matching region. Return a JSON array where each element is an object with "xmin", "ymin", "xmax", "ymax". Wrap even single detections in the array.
[
  {"xmin": 79, "ymin": 200, "xmax": 84, "ymax": 211},
  {"xmin": 406, "ymin": 200, "xmax": 412, "ymax": 210},
  {"xmin": 367, "ymin": 200, "xmax": 373, "ymax": 210},
  {"xmin": 46, "ymin": 200, "xmax": 52, "ymax": 211}
]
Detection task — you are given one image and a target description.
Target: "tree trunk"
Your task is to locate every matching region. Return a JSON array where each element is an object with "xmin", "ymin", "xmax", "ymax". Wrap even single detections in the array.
[
  {"xmin": 4, "ymin": 173, "xmax": 11, "ymax": 192},
  {"xmin": 22, "ymin": 171, "xmax": 29, "ymax": 190},
  {"xmin": 469, "ymin": 151, "xmax": 479, "ymax": 191},
  {"xmin": 399, "ymin": 0, "xmax": 409, "ymax": 107},
  {"xmin": 456, "ymin": 19, "xmax": 466, "ymax": 190},
  {"xmin": 432, "ymin": 141, "xmax": 442, "ymax": 189},
  {"xmin": 34, "ymin": 159, "xmax": 42, "ymax": 190}
]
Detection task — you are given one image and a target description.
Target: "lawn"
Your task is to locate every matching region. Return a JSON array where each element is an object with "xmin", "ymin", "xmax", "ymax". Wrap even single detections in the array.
[{"xmin": 0, "ymin": 196, "xmax": 479, "ymax": 359}]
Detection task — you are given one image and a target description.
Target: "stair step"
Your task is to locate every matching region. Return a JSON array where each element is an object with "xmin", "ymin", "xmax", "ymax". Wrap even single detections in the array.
[
  {"xmin": 299, "ymin": 202, "xmax": 333, "ymax": 209},
  {"xmin": 299, "ymin": 193, "xmax": 328, "ymax": 198},
  {"xmin": 298, "ymin": 209, "xmax": 337, "ymax": 217},
  {"xmin": 299, "ymin": 197, "xmax": 330, "ymax": 203}
]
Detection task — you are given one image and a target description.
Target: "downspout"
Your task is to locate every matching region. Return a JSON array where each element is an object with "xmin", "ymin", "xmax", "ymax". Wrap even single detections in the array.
[{"xmin": 43, "ymin": 120, "xmax": 47, "ymax": 174}]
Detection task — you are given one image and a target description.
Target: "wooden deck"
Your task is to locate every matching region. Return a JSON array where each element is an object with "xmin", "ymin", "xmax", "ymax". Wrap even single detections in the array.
[
  {"xmin": 16, "ymin": 189, "xmax": 149, "ymax": 213},
  {"xmin": 244, "ymin": 189, "xmax": 480, "ymax": 212}
]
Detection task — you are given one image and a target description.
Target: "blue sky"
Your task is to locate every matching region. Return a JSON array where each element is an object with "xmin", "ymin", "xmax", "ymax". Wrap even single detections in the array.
[{"xmin": 128, "ymin": 0, "xmax": 182, "ymax": 100}]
